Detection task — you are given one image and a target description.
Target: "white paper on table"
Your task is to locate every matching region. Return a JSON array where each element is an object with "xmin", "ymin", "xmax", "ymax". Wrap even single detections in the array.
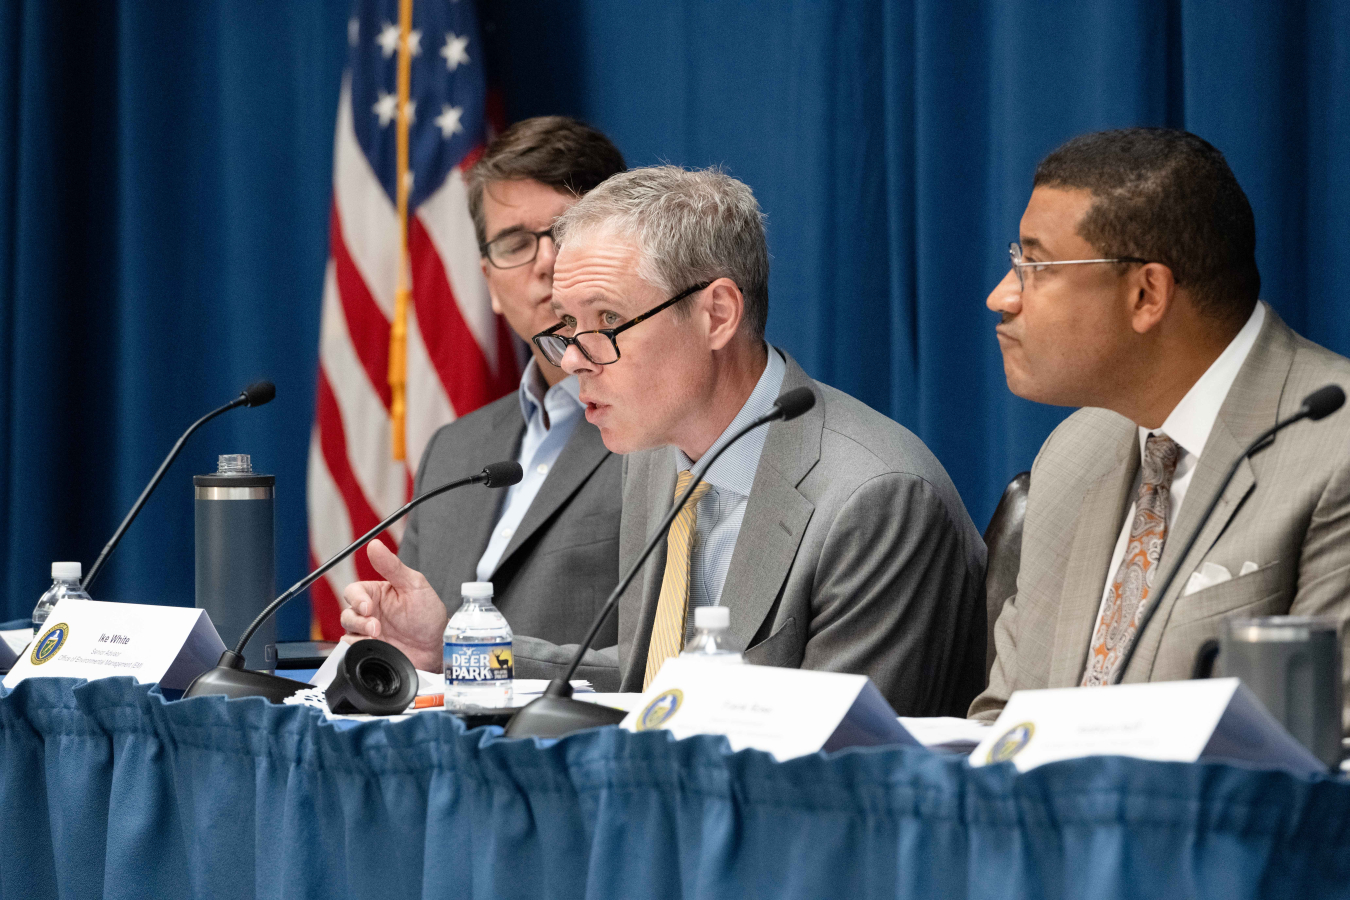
[{"xmin": 898, "ymin": 716, "xmax": 992, "ymax": 752}]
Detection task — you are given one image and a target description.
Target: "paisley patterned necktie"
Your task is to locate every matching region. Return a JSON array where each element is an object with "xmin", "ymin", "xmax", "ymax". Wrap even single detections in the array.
[
  {"xmin": 1082, "ymin": 433, "xmax": 1181, "ymax": 686},
  {"xmin": 644, "ymin": 471, "xmax": 713, "ymax": 689}
]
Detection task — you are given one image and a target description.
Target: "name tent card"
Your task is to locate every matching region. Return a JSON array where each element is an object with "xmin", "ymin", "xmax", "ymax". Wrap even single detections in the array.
[
  {"xmin": 620, "ymin": 658, "xmax": 919, "ymax": 761},
  {"xmin": 968, "ymin": 678, "xmax": 1326, "ymax": 777},
  {"xmin": 3, "ymin": 598, "xmax": 226, "ymax": 692}
]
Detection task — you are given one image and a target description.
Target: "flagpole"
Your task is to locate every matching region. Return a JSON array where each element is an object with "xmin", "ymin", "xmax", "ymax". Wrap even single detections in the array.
[{"xmin": 389, "ymin": 0, "xmax": 414, "ymax": 462}]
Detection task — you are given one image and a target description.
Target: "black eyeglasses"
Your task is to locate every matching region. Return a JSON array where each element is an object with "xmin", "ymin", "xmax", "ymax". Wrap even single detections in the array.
[
  {"xmin": 532, "ymin": 282, "xmax": 712, "ymax": 366},
  {"xmin": 482, "ymin": 227, "xmax": 554, "ymax": 269}
]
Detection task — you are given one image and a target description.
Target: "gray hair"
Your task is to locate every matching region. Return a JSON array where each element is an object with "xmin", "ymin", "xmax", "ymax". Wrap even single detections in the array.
[{"xmin": 553, "ymin": 165, "xmax": 769, "ymax": 339}]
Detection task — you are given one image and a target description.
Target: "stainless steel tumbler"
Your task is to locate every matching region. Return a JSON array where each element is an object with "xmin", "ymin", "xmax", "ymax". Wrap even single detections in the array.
[
  {"xmin": 194, "ymin": 454, "xmax": 275, "ymax": 669},
  {"xmin": 1195, "ymin": 615, "xmax": 1342, "ymax": 769}
]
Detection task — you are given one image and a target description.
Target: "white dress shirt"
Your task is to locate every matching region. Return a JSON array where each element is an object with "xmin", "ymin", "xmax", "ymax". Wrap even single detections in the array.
[
  {"xmin": 475, "ymin": 359, "xmax": 584, "ymax": 581},
  {"xmin": 1094, "ymin": 302, "xmax": 1266, "ymax": 616},
  {"xmin": 673, "ymin": 346, "xmax": 787, "ymax": 644}
]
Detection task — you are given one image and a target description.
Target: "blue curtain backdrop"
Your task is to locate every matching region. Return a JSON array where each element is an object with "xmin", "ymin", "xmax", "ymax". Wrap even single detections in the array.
[{"xmin": 0, "ymin": 0, "xmax": 1346, "ymax": 632}]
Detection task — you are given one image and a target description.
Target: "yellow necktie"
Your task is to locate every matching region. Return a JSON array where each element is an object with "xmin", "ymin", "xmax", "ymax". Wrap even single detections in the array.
[{"xmin": 643, "ymin": 470, "xmax": 712, "ymax": 689}]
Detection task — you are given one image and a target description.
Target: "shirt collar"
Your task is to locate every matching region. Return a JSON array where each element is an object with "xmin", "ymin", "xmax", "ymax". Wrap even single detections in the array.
[
  {"xmin": 675, "ymin": 346, "xmax": 787, "ymax": 495},
  {"xmin": 1139, "ymin": 301, "xmax": 1266, "ymax": 458},
  {"xmin": 519, "ymin": 356, "xmax": 582, "ymax": 425}
]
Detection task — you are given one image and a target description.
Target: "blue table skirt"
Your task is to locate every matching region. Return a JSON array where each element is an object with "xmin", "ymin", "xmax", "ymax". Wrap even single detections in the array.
[{"xmin": 2, "ymin": 677, "xmax": 1349, "ymax": 900}]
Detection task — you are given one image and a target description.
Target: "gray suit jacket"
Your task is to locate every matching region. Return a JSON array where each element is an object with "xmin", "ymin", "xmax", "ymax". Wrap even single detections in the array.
[
  {"xmin": 607, "ymin": 352, "xmax": 987, "ymax": 714},
  {"xmin": 971, "ymin": 305, "xmax": 1350, "ymax": 730},
  {"xmin": 399, "ymin": 392, "xmax": 623, "ymax": 673}
]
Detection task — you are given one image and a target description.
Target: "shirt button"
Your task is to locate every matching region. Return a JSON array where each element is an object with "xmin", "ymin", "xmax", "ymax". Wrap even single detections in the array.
[
  {"xmin": 536, "ymin": 464, "xmax": 549, "ymax": 475},
  {"xmin": 500, "ymin": 527, "xmax": 513, "ymax": 539}
]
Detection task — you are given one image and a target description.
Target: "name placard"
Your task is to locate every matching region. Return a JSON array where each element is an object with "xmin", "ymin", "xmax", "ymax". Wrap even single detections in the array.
[
  {"xmin": 968, "ymin": 678, "xmax": 1325, "ymax": 777},
  {"xmin": 2, "ymin": 598, "xmax": 226, "ymax": 692},
  {"xmin": 620, "ymin": 658, "xmax": 919, "ymax": 761}
]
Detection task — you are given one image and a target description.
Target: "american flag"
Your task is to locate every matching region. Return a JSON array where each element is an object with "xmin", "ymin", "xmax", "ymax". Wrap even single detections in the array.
[{"xmin": 307, "ymin": 0, "xmax": 519, "ymax": 640}]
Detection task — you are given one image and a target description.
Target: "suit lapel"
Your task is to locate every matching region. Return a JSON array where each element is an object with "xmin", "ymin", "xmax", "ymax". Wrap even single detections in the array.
[
  {"xmin": 720, "ymin": 354, "xmax": 821, "ymax": 651},
  {"xmin": 489, "ymin": 418, "xmax": 610, "ymax": 576},
  {"xmin": 452, "ymin": 401, "xmax": 525, "ymax": 576},
  {"xmin": 1047, "ymin": 428, "xmax": 1138, "ymax": 687},
  {"xmin": 1125, "ymin": 305, "xmax": 1295, "ymax": 679}
]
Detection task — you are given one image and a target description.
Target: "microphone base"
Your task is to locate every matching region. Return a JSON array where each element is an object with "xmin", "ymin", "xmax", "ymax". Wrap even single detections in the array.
[
  {"xmin": 504, "ymin": 693, "xmax": 627, "ymax": 739},
  {"xmin": 183, "ymin": 664, "xmax": 309, "ymax": 703}
]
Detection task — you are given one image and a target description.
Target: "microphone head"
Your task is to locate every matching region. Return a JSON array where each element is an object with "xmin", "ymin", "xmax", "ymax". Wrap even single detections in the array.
[
  {"xmin": 773, "ymin": 387, "xmax": 816, "ymax": 422},
  {"xmin": 482, "ymin": 461, "xmax": 523, "ymax": 488},
  {"xmin": 241, "ymin": 381, "xmax": 276, "ymax": 407},
  {"xmin": 1302, "ymin": 385, "xmax": 1345, "ymax": 421}
]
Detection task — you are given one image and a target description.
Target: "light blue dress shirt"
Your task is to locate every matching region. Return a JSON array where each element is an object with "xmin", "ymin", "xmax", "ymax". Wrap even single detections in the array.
[
  {"xmin": 475, "ymin": 359, "xmax": 585, "ymax": 581},
  {"xmin": 674, "ymin": 346, "xmax": 787, "ymax": 644}
]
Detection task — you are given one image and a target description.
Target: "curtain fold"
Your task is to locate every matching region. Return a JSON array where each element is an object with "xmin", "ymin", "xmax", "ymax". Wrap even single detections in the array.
[{"xmin": 2, "ymin": 678, "xmax": 1349, "ymax": 899}]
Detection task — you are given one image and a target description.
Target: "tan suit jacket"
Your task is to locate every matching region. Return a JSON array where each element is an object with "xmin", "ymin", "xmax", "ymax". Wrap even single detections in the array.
[{"xmin": 971, "ymin": 305, "xmax": 1350, "ymax": 730}]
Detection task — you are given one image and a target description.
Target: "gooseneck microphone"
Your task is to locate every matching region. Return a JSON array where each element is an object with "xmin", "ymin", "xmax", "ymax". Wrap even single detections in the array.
[
  {"xmin": 506, "ymin": 387, "xmax": 817, "ymax": 739},
  {"xmin": 83, "ymin": 381, "xmax": 277, "ymax": 592},
  {"xmin": 183, "ymin": 461, "xmax": 522, "ymax": 702},
  {"xmin": 1112, "ymin": 384, "xmax": 1345, "ymax": 683}
]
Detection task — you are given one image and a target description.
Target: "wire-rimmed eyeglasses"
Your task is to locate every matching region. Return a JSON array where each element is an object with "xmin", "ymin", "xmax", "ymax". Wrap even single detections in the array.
[{"xmin": 1008, "ymin": 241, "xmax": 1149, "ymax": 291}]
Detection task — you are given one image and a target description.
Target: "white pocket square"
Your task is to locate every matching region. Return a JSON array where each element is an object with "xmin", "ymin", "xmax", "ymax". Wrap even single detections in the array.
[
  {"xmin": 1183, "ymin": 561, "xmax": 1261, "ymax": 596},
  {"xmin": 1183, "ymin": 562, "xmax": 1232, "ymax": 596}
]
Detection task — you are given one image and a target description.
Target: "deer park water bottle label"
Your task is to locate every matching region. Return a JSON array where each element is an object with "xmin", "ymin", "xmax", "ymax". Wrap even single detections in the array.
[{"xmin": 445, "ymin": 641, "xmax": 512, "ymax": 684}]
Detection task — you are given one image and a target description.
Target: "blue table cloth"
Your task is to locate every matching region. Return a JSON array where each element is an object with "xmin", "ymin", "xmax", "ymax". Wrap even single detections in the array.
[{"xmin": 2, "ymin": 676, "xmax": 1348, "ymax": 900}]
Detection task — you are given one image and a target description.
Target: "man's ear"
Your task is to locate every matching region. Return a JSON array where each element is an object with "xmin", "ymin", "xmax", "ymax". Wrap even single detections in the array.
[
  {"xmin": 703, "ymin": 278, "xmax": 745, "ymax": 351},
  {"xmin": 1129, "ymin": 262, "xmax": 1177, "ymax": 335}
]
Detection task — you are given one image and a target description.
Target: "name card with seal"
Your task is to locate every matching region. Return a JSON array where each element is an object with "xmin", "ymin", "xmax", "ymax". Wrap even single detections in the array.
[
  {"xmin": 2, "ymin": 598, "xmax": 226, "ymax": 692},
  {"xmin": 968, "ymin": 678, "xmax": 1325, "ymax": 777},
  {"xmin": 620, "ymin": 658, "xmax": 919, "ymax": 761}
]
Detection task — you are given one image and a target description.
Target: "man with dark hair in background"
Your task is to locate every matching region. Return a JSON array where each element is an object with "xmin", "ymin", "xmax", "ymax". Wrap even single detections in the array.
[
  {"xmin": 973, "ymin": 128, "xmax": 1350, "ymax": 728},
  {"xmin": 340, "ymin": 117, "xmax": 629, "ymax": 687}
]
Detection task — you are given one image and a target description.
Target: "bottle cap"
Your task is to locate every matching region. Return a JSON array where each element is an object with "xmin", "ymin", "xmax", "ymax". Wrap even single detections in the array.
[
  {"xmin": 217, "ymin": 454, "xmax": 253, "ymax": 475},
  {"xmin": 51, "ymin": 561, "xmax": 82, "ymax": 580},
  {"xmin": 460, "ymin": 581, "xmax": 494, "ymax": 600},
  {"xmin": 694, "ymin": 606, "xmax": 730, "ymax": 630}
]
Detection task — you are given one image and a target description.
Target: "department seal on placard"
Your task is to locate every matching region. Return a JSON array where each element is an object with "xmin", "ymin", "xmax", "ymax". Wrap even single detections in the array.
[
  {"xmin": 987, "ymin": 722, "xmax": 1035, "ymax": 764},
  {"xmin": 31, "ymin": 622, "xmax": 70, "ymax": 666},
  {"xmin": 636, "ymin": 689, "xmax": 684, "ymax": 731}
]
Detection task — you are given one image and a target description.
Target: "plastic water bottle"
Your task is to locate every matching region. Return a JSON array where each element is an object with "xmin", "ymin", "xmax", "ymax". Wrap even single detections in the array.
[
  {"xmin": 679, "ymin": 606, "xmax": 744, "ymax": 663},
  {"xmin": 32, "ymin": 562, "xmax": 93, "ymax": 634},
  {"xmin": 443, "ymin": 582, "xmax": 513, "ymax": 709}
]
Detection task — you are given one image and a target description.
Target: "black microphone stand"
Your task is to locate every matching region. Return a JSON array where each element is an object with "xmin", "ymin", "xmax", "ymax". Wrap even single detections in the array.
[
  {"xmin": 505, "ymin": 387, "xmax": 816, "ymax": 739},
  {"xmin": 83, "ymin": 381, "xmax": 276, "ymax": 592}
]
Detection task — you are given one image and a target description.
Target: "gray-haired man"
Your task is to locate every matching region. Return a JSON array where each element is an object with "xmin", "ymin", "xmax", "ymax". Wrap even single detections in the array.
[
  {"xmin": 531, "ymin": 165, "xmax": 987, "ymax": 714},
  {"xmin": 346, "ymin": 165, "xmax": 987, "ymax": 714}
]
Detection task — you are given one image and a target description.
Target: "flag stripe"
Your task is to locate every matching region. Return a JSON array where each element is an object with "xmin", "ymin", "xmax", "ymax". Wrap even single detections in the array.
[
  {"xmin": 319, "ymin": 261, "xmax": 409, "ymax": 525},
  {"xmin": 330, "ymin": 203, "xmax": 393, "ymax": 409},
  {"xmin": 409, "ymin": 215, "xmax": 511, "ymax": 416}
]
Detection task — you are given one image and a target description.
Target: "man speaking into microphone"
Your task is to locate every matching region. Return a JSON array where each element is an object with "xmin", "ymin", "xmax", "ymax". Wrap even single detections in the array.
[{"xmin": 345, "ymin": 164, "xmax": 987, "ymax": 715}]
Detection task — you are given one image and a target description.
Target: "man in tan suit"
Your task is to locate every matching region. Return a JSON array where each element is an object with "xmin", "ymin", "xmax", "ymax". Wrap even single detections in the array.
[{"xmin": 971, "ymin": 128, "xmax": 1350, "ymax": 728}]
